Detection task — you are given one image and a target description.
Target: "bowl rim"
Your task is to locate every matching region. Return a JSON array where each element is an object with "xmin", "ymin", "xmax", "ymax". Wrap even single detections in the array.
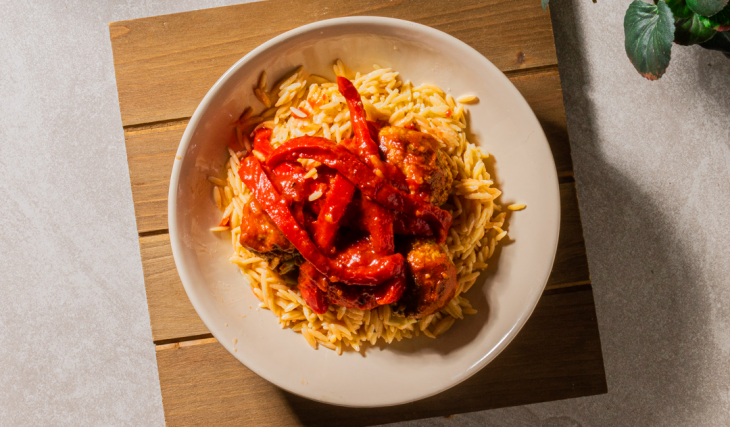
[{"xmin": 168, "ymin": 15, "xmax": 560, "ymax": 407}]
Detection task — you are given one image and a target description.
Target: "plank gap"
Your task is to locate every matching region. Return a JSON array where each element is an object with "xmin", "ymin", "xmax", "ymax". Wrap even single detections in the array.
[
  {"xmin": 139, "ymin": 228, "xmax": 170, "ymax": 238},
  {"xmin": 543, "ymin": 283, "xmax": 592, "ymax": 296},
  {"xmin": 558, "ymin": 175, "xmax": 575, "ymax": 184},
  {"xmin": 155, "ymin": 333, "xmax": 215, "ymax": 347},
  {"xmin": 124, "ymin": 117, "xmax": 190, "ymax": 134},
  {"xmin": 544, "ymin": 280, "xmax": 590, "ymax": 291},
  {"xmin": 503, "ymin": 63, "xmax": 559, "ymax": 78}
]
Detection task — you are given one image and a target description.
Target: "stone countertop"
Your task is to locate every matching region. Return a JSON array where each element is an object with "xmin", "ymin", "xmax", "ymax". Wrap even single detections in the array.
[{"xmin": 0, "ymin": 0, "xmax": 728, "ymax": 426}]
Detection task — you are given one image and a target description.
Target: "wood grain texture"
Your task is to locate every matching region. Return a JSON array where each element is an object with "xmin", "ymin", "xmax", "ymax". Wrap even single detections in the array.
[
  {"xmin": 109, "ymin": 0, "xmax": 605, "ymax": 421},
  {"xmin": 139, "ymin": 182, "xmax": 588, "ymax": 343},
  {"xmin": 124, "ymin": 120, "xmax": 188, "ymax": 234},
  {"xmin": 124, "ymin": 70, "xmax": 572, "ymax": 234},
  {"xmin": 110, "ymin": 0, "xmax": 557, "ymax": 127},
  {"xmin": 157, "ymin": 285, "xmax": 606, "ymax": 427},
  {"xmin": 140, "ymin": 232, "xmax": 209, "ymax": 342},
  {"xmin": 547, "ymin": 182, "xmax": 590, "ymax": 288},
  {"xmin": 510, "ymin": 67, "xmax": 574, "ymax": 178}
]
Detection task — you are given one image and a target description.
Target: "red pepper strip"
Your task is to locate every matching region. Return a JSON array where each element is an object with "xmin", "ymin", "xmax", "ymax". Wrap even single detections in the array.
[
  {"xmin": 307, "ymin": 168, "xmax": 336, "ymax": 215},
  {"xmin": 266, "ymin": 137, "xmax": 452, "ymax": 243},
  {"xmin": 252, "ymin": 129, "xmax": 311, "ymax": 202},
  {"xmin": 393, "ymin": 212, "xmax": 433, "ymax": 236},
  {"xmin": 373, "ymin": 273, "xmax": 406, "ymax": 305},
  {"xmin": 328, "ymin": 273, "xmax": 406, "ymax": 310},
  {"xmin": 345, "ymin": 200, "xmax": 433, "ymax": 236},
  {"xmin": 304, "ymin": 239, "xmax": 405, "ymax": 309},
  {"xmin": 290, "ymin": 201, "xmax": 313, "ymax": 236},
  {"xmin": 337, "ymin": 77, "xmax": 379, "ymax": 158},
  {"xmin": 337, "ymin": 78, "xmax": 409, "ymax": 192},
  {"xmin": 239, "ymin": 156, "xmax": 404, "ymax": 285},
  {"xmin": 359, "ymin": 197, "xmax": 394, "ymax": 254},
  {"xmin": 367, "ymin": 120, "xmax": 381, "ymax": 142},
  {"xmin": 339, "ymin": 138, "xmax": 409, "ymax": 193},
  {"xmin": 271, "ymin": 161, "xmax": 310, "ymax": 202},
  {"xmin": 297, "ymin": 262, "xmax": 329, "ymax": 314},
  {"xmin": 252, "ymin": 128, "xmax": 274, "ymax": 157},
  {"xmin": 312, "ymin": 173, "xmax": 356, "ymax": 254}
]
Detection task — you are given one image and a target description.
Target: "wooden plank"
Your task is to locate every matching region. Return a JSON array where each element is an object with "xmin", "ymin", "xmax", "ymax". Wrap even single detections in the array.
[
  {"xmin": 156, "ymin": 285, "xmax": 606, "ymax": 426},
  {"xmin": 140, "ymin": 233, "xmax": 209, "ymax": 342},
  {"xmin": 125, "ymin": 120, "xmax": 188, "ymax": 234},
  {"xmin": 547, "ymin": 182, "xmax": 590, "ymax": 288},
  {"xmin": 111, "ymin": 0, "xmax": 605, "ymax": 421},
  {"xmin": 139, "ymin": 182, "xmax": 588, "ymax": 343},
  {"xmin": 109, "ymin": 0, "xmax": 557, "ymax": 127},
  {"xmin": 125, "ymin": 71, "xmax": 571, "ymax": 234},
  {"xmin": 509, "ymin": 67, "xmax": 574, "ymax": 178}
]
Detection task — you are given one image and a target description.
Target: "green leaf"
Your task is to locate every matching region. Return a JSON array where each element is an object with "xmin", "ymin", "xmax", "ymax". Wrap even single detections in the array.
[
  {"xmin": 686, "ymin": 0, "xmax": 728, "ymax": 16},
  {"xmin": 675, "ymin": 13, "xmax": 717, "ymax": 44},
  {"xmin": 700, "ymin": 30, "xmax": 730, "ymax": 58},
  {"xmin": 624, "ymin": 1, "xmax": 676, "ymax": 80},
  {"xmin": 666, "ymin": 0, "xmax": 694, "ymax": 18},
  {"xmin": 542, "ymin": 0, "xmax": 549, "ymax": 11},
  {"xmin": 698, "ymin": 3, "xmax": 730, "ymax": 28}
]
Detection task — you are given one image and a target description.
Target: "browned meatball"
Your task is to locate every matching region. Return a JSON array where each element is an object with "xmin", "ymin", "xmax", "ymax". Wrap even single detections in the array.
[
  {"xmin": 239, "ymin": 198, "xmax": 301, "ymax": 274},
  {"xmin": 397, "ymin": 238, "xmax": 458, "ymax": 319},
  {"xmin": 378, "ymin": 126, "xmax": 453, "ymax": 206}
]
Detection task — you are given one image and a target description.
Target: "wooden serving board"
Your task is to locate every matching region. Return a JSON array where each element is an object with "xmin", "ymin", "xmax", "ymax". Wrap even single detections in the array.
[{"xmin": 109, "ymin": 0, "xmax": 606, "ymax": 425}]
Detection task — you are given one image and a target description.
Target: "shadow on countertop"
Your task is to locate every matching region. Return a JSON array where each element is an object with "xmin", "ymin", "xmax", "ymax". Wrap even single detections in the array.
[{"xmin": 538, "ymin": 0, "xmax": 730, "ymax": 426}]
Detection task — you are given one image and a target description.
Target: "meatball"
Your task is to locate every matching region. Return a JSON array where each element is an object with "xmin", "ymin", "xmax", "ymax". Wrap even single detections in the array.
[
  {"xmin": 378, "ymin": 126, "xmax": 453, "ymax": 206},
  {"xmin": 239, "ymin": 197, "xmax": 302, "ymax": 274},
  {"xmin": 396, "ymin": 238, "xmax": 458, "ymax": 319}
]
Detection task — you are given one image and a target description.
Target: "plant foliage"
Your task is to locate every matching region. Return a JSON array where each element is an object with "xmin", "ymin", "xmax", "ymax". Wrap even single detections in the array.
[
  {"xmin": 624, "ymin": 1, "xmax": 675, "ymax": 80},
  {"xmin": 686, "ymin": 0, "xmax": 729, "ymax": 17},
  {"xmin": 540, "ymin": 0, "xmax": 729, "ymax": 80},
  {"xmin": 698, "ymin": 3, "xmax": 730, "ymax": 28},
  {"xmin": 700, "ymin": 30, "xmax": 730, "ymax": 57},
  {"xmin": 675, "ymin": 12, "xmax": 717, "ymax": 44}
]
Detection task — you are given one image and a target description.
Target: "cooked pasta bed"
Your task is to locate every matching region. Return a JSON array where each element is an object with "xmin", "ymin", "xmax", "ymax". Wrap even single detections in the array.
[{"xmin": 210, "ymin": 60, "xmax": 508, "ymax": 354}]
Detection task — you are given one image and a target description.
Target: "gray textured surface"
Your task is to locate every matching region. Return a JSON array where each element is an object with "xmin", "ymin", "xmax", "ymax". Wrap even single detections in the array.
[
  {"xmin": 0, "ymin": 1, "xmax": 242, "ymax": 425},
  {"xmin": 0, "ymin": 0, "xmax": 728, "ymax": 426}
]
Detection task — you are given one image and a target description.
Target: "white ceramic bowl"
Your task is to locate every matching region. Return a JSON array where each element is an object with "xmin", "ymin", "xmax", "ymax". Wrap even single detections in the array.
[{"xmin": 169, "ymin": 16, "xmax": 560, "ymax": 407}]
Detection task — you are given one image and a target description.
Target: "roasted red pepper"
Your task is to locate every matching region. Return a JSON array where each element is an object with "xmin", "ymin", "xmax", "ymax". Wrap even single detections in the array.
[
  {"xmin": 393, "ymin": 212, "xmax": 433, "ymax": 236},
  {"xmin": 328, "ymin": 273, "xmax": 406, "ymax": 310},
  {"xmin": 299, "ymin": 248, "xmax": 404, "ymax": 311},
  {"xmin": 251, "ymin": 128, "xmax": 312, "ymax": 202},
  {"xmin": 297, "ymin": 262, "xmax": 330, "ymax": 314},
  {"xmin": 345, "ymin": 199, "xmax": 433, "ymax": 237},
  {"xmin": 337, "ymin": 77, "xmax": 408, "ymax": 192},
  {"xmin": 358, "ymin": 197, "xmax": 394, "ymax": 254},
  {"xmin": 266, "ymin": 137, "xmax": 452, "ymax": 243},
  {"xmin": 252, "ymin": 128, "xmax": 274, "ymax": 156},
  {"xmin": 272, "ymin": 161, "xmax": 311, "ymax": 202},
  {"xmin": 337, "ymin": 77, "xmax": 379, "ymax": 160},
  {"xmin": 373, "ymin": 273, "xmax": 407, "ymax": 305},
  {"xmin": 312, "ymin": 173, "xmax": 356, "ymax": 254},
  {"xmin": 238, "ymin": 156, "xmax": 404, "ymax": 285},
  {"xmin": 367, "ymin": 120, "xmax": 381, "ymax": 143}
]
